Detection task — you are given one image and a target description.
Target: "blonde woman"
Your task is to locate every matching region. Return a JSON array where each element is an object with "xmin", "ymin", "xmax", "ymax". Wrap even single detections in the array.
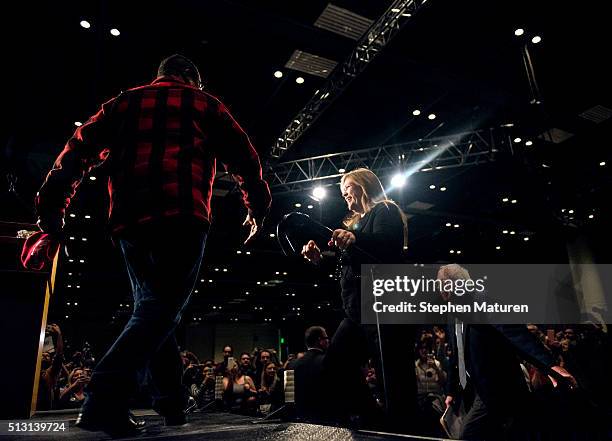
[
  {"xmin": 301, "ymin": 168, "xmax": 411, "ymax": 423},
  {"xmin": 302, "ymin": 167, "xmax": 407, "ymax": 321}
]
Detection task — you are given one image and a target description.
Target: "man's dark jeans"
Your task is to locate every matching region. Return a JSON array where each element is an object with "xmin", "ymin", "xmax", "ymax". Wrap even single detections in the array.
[{"xmin": 83, "ymin": 220, "xmax": 207, "ymax": 417}]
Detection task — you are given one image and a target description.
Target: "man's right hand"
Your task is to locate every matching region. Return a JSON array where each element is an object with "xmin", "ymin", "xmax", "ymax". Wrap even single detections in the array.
[
  {"xmin": 243, "ymin": 214, "xmax": 263, "ymax": 244},
  {"xmin": 301, "ymin": 240, "xmax": 322, "ymax": 264},
  {"xmin": 445, "ymin": 395, "xmax": 454, "ymax": 408}
]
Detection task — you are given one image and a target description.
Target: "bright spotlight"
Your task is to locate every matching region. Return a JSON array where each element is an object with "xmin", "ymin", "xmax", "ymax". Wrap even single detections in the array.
[
  {"xmin": 525, "ymin": 140, "xmax": 533, "ymax": 146},
  {"xmin": 513, "ymin": 137, "xmax": 522, "ymax": 143},
  {"xmin": 295, "ymin": 76, "xmax": 305, "ymax": 84},
  {"xmin": 412, "ymin": 109, "xmax": 421, "ymax": 116},
  {"xmin": 312, "ymin": 186, "xmax": 326, "ymax": 200},
  {"xmin": 429, "ymin": 185, "xmax": 436, "ymax": 189},
  {"xmin": 338, "ymin": 168, "xmax": 346, "ymax": 173},
  {"xmin": 514, "ymin": 28, "xmax": 524, "ymax": 36},
  {"xmin": 74, "ymin": 121, "xmax": 83, "ymax": 127},
  {"xmin": 110, "ymin": 28, "xmax": 120, "ymax": 37},
  {"xmin": 274, "ymin": 70, "xmax": 283, "ymax": 78},
  {"xmin": 531, "ymin": 36, "xmax": 542, "ymax": 44},
  {"xmin": 428, "ymin": 113, "xmax": 436, "ymax": 120},
  {"xmin": 600, "ymin": 161, "xmax": 606, "ymax": 166},
  {"xmin": 391, "ymin": 173, "xmax": 407, "ymax": 188},
  {"xmin": 80, "ymin": 20, "xmax": 91, "ymax": 29}
]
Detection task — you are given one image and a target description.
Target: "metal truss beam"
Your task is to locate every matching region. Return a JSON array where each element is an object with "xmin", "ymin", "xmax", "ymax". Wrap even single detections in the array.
[
  {"xmin": 266, "ymin": 127, "xmax": 514, "ymax": 195},
  {"xmin": 270, "ymin": 0, "xmax": 428, "ymax": 159}
]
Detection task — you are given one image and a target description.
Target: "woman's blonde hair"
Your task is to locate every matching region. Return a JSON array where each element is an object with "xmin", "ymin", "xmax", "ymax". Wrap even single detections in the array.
[{"xmin": 340, "ymin": 168, "xmax": 409, "ymax": 249}]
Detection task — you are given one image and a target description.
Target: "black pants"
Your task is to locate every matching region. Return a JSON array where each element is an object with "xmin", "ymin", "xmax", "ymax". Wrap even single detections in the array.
[{"xmin": 83, "ymin": 220, "xmax": 207, "ymax": 417}]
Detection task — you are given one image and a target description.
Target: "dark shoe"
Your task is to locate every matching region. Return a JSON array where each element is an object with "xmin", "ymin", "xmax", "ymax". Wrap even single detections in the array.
[
  {"xmin": 163, "ymin": 412, "xmax": 187, "ymax": 426},
  {"xmin": 75, "ymin": 411, "xmax": 146, "ymax": 435}
]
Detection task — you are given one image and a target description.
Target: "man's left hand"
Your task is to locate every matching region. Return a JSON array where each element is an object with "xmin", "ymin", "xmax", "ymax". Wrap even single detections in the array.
[
  {"xmin": 329, "ymin": 229, "xmax": 356, "ymax": 250},
  {"xmin": 549, "ymin": 365, "xmax": 578, "ymax": 389}
]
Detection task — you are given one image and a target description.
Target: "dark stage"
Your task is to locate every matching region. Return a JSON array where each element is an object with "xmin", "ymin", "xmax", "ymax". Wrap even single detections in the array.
[{"xmin": 0, "ymin": 411, "xmax": 451, "ymax": 441}]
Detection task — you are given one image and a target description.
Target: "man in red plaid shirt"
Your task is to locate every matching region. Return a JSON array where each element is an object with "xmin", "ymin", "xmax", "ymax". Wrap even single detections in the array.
[{"xmin": 35, "ymin": 54, "xmax": 271, "ymax": 435}]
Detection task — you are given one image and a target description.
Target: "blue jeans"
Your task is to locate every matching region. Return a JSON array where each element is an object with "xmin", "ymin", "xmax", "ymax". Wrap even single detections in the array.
[{"xmin": 83, "ymin": 219, "xmax": 207, "ymax": 417}]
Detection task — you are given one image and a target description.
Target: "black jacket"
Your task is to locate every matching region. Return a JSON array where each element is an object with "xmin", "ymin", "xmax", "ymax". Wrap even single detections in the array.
[
  {"xmin": 340, "ymin": 202, "xmax": 405, "ymax": 320},
  {"xmin": 293, "ymin": 348, "xmax": 330, "ymax": 420},
  {"xmin": 448, "ymin": 324, "xmax": 555, "ymax": 411}
]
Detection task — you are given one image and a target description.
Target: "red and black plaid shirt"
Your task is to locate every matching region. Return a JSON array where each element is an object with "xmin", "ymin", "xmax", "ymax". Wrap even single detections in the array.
[{"xmin": 36, "ymin": 77, "xmax": 271, "ymax": 233}]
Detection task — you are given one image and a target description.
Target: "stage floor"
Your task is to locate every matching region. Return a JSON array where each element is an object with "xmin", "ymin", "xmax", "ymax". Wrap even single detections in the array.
[{"xmin": 0, "ymin": 409, "xmax": 450, "ymax": 441}]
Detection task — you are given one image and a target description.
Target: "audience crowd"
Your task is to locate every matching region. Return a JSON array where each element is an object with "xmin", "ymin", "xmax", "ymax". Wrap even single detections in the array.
[{"xmin": 38, "ymin": 322, "xmax": 610, "ymax": 436}]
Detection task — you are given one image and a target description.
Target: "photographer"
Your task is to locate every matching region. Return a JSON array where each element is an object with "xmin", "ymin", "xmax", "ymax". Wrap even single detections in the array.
[
  {"xmin": 37, "ymin": 323, "xmax": 64, "ymax": 410},
  {"xmin": 415, "ymin": 343, "xmax": 447, "ymax": 397},
  {"xmin": 60, "ymin": 368, "xmax": 91, "ymax": 408},
  {"xmin": 187, "ymin": 365, "xmax": 216, "ymax": 408}
]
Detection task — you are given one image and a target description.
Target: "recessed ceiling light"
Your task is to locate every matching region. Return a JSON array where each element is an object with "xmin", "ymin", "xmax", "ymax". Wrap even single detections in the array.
[
  {"xmin": 450, "ymin": 250, "xmax": 455, "ymax": 254},
  {"xmin": 274, "ymin": 70, "xmax": 283, "ymax": 78},
  {"xmin": 338, "ymin": 168, "xmax": 346, "ymax": 173},
  {"xmin": 430, "ymin": 185, "xmax": 436, "ymax": 189},
  {"xmin": 453, "ymin": 224, "xmax": 459, "ymax": 228},
  {"xmin": 510, "ymin": 231, "xmax": 516, "ymax": 235},
  {"xmin": 445, "ymin": 223, "xmax": 452, "ymax": 227},
  {"xmin": 525, "ymin": 140, "xmax": 533, "ymax": 146},
  {"xmin": 74, "ymin": 121, "xmax": 83, "ymax": 127},
  {"xmin": 110, "ymin": 28, "xmax": 120, "ymax": 37},
  {"xmin": 511, "ymin": 199, "xmax": 517, "ymax": 204},
  {"xmin": 513, "ymin": 137, "xmax": 522, "ymax": 143},
  {"xmin": 514, "ymin": 28, "xmax": 524, "ymax": 36},
  {"xmin": 295, "ymin": 203, "xmax": 302, "ymax": 208},
  {"xmin": 428, "ymin": 113, "xmax": 436, "ymax": 120},
  {"xmin": 295, "ymin": 76, "xmax": 305, "ymax": 84},
  {"xmin": 80, "ymin": 20, "xmax": 91, "ymax": 29},
  {"xmin": 236, "ymin": 250, "xmax": 242, "ymax": 254},
  {"xmin": 413, "ymin": 109, "xmax": 421, "ymax": 116},
  {"xmin": 269, "ymin": 233, "xmax": 275, "ymax": 238},
  {"xmin": 496, "ymin": 246, "xmax": 501, "ymax": 250},
  {"xmin": 440, "ymin": 186, "xmax": 447, "ymax": 191},
  {"xmin": 89, "ymin": 176, "xmax": 96, "ymax": 181},
  {"xmin": 532, "ymin": 35, "xmax": 542, "ymax": 44},
  {"xmin": 568, "ymin": 209, "xmax": 574, "ymax": 214},
  {"xmin": 307, "ymin": 205, "xmax": 314, "ymax": 209},
  {"xmin": 502, "ymin": 197, "xmax": 509, "ymax": 202},
  {"xmin": 588, "ymin": 214, "xmax": 594, "ymax": 219},
  {"xmin": 600, "ymin": 161, "xmax": 606, "ymax": 166},
  {"xmin": 524, "ymin": 237, "xmax": 530, "ymax": 241},
  {"xmin": 84, "ymin": 215, "xmax": 91, "ymax": 219}
]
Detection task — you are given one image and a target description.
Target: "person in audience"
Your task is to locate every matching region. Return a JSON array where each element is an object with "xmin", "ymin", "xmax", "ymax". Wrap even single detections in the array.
[
  {"xmin": 60, "ymin": 368, "xmax": 91, "ymax": 408},
  {"xmin": 223, "ymin": 363, "xmax": 257, "ymax": 414},
  {"xmin": 254, "ymin": 349, "xmax": 272, "ymax": 388},
  {"xmin": 215, "ymin": 345, "xmax": 234, "ymax": 376},
  {"xmin": 239, "ymin": 352, "xmax": 256, "ymax": 379},
  {"xmin": 189, "ymin": 366, "xmax": 216, "ymax": 409},
  {"xmin": 258, "ymin": 362, "xmax": 283, "ymax": 412},
  {"xmin": 37, "ymin": 323, "xmax": 64, "ymax": 411}
]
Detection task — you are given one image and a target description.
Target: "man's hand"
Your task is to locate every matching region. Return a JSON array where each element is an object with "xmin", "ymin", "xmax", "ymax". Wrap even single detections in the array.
[
  {"xmin": 301, "ymin": 240, "xmax": 322, "ymax": 264},
  {"xmin": 329, "ymin": 229, "xmax": 356, "ymax": 250},
  {"xmin": 445, "ymin": 395, "xmax": 454, "ymax": 408},
  {"xmin": 549, "ymin": 365, "xmax": 578, "ymax": 389},
  {"xmin": 242, "ymin": 214, "xmax": 262, "ymax": 244}
]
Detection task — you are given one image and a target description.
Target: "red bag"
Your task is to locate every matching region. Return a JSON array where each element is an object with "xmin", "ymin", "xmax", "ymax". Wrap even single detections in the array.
[{"xmin": 21, "ymin": 232, "xmax": 61, "ymax": 271}]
